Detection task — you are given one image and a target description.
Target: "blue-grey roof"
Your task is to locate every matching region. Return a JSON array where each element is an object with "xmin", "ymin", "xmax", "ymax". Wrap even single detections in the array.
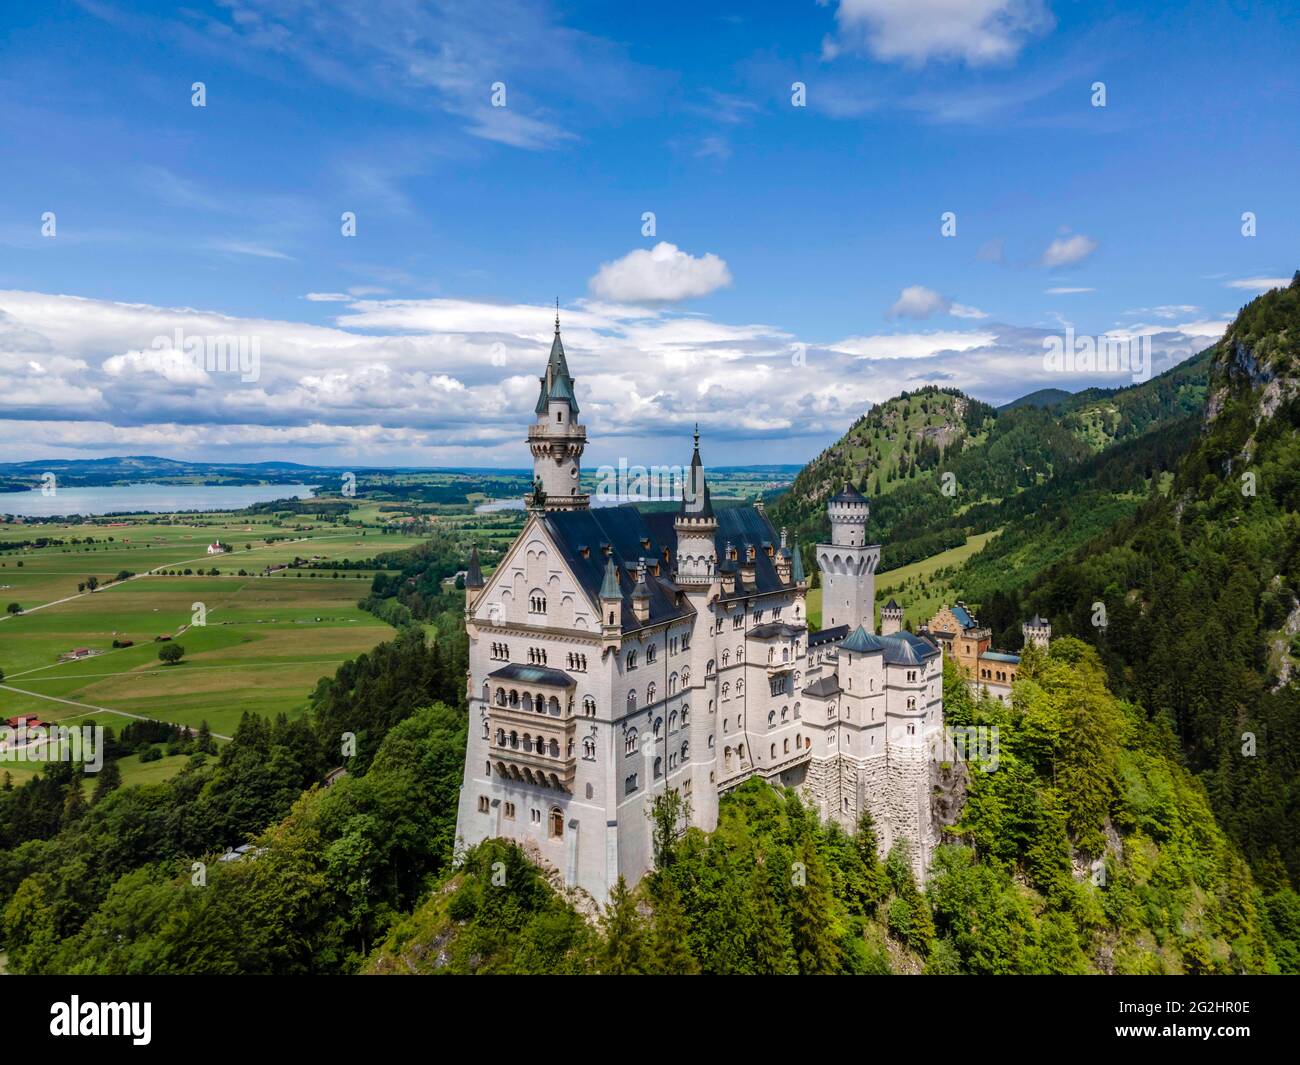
[
  {"xmin": 840, "ymin": 625, "xmax": 885, "ymax": 654},
  {"xmin": 465, "ymin": 544, "xmax": 484, "ymax": 588},
  {"xmin": 808, "ymin": 624, "xmax": 848, "ymax": 648},
  {"xmin": 488, "ymin": 663, "xmax": 575, "ymax": 687},
  {"xmin": 880, "ymin": 631, "xmax": 941, "ymax": 665},
  {"xmin": 791, "ymin": 539, "xmax": 805, "ymax": 583},
  {"xmin": 831, "ymin": 484, "xmax": 867, "ymax": 504},
  {"xmin": 951, "ymin": 603, "xmax": 976, "ymax": 629},
  {"xmin": 883, "ymin": 597, "xmax": 901, "ymax": 611},
  {"xmin": 747, "ymin": 621, "xmax": 806, "ymax": 640},
  {"xmin": 535, "ymin": 327, "xmax": 580, "ymax": 414},
  {"xmin": 679, "ymin": 428, "xmax": 714, "ymax": 519},
  {"xmin": 536, "ymin": 503, "xmax": 784, "ymax": 632},
  {"xmin": 599, "ymin": 556, "xmax": 620, "ymax": 600},
  {"xmin": 981, "ymin": 651, "xmax": 1021, "ymax": 664},
  {"xmin": 803, "ymin": 674, "xmax": 840, "ymax": 697}
]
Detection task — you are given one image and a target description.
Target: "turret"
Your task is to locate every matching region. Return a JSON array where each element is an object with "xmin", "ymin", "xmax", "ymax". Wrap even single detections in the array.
[
  {"xmin": 1022, "ymin": 614, "xmax": 1051, "ymax": 650},
  {"xmin": 881, "ymin": 597, "xmax": 904, "ymax": 635},
  {"xmin": 600, "ymin": 555, "xmax": 622, "ymax": 650},
  {"xmin": 464, "ymin": 544, "xmax": 485, "ymax": 611},
  {"xmin": 527, "ymin": 304, "xmax": 588, "ymax": 511},
  {"xmin": 775, "ymin": 527, "xmax": 792, "ymax": 583},
  {"xmin": 816, "ymin": 484, "xmax": 881, "ymax": 630},
  {"xmin": 673, "ymin": 425, "xmax": 718, "ymax": 587},
  {"xmin": 631, "ymin": 558, "xmax": 651, "ymax": 624}
]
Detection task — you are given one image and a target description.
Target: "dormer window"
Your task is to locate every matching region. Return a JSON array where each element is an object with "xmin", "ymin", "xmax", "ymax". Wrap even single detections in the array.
[{"xmin": 556, "ymin": 412, "xmax": 563, "ymax": 422}]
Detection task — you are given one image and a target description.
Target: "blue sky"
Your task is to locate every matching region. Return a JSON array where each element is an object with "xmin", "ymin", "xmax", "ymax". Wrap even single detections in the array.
[{"xmin": 0, "ymin": 0, "xmax": 1296, "ymax": 468}]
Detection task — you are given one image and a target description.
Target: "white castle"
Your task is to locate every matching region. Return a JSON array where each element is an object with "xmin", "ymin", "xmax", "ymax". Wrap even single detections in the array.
[{"xmin": 454, "ymin": 318, "xmax": 944, "ymax": 903}]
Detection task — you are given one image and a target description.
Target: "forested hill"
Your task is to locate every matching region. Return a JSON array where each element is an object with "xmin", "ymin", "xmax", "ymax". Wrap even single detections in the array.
[
  {"xmin": 770, "ymin": 350, "xmax": 1211, "ymax": 574},
  {"xmin": 1022, "ymin": 272, "xmax": 1300, "ymax": 889}
]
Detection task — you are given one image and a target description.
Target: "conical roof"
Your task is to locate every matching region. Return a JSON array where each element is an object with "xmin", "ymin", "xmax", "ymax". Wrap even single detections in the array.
[
  {"xmin": 465, "ymin": 544, "xmax": 484, "ymax": 588},
  {"xmin": 535, "ymin": 312, "xmax": 580, "ymax": 415},
  {"xmin": 679, "ymin": 424, "xmax": 714, "ymax": 519}
]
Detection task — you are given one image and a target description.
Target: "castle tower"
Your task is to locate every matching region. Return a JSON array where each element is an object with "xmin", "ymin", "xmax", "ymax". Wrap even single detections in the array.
[
  {"xmin": 880, "ymin": 597, "xmax": 904, "ymax": 635},
  {"xmin": 527, "ymin": 306, "xmax": 588, "ymax": 511},
  {"xmin": 673, "ymin": 426, "xmax": 718, "ymax": 587},
  {"xmin": 1023, "ymin": 614, "xmax": 1051, "ymax": 650},
  {"xmin": 816, "ymin": 484, "xmax": 880, "ymax": 630}
]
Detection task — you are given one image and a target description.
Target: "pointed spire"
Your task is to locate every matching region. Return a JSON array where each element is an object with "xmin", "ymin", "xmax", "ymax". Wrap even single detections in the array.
[
  {"xmin": 465, "ymin": 544, "xmax": 484, "ymax": 588},
  {"xmin": 791, "ymin": 540, "xmax": 805, "ymax": 584},
  {"xmin": 679, "ymin": 424, "xmax": 715, "ymax": 520},
  {"xmin": 600, "ymin": 555, "xmax": 621, "ymax": 600},
  {"xmin": 535, "ymin": 302, "xmax": 579, "ymax": 415}
]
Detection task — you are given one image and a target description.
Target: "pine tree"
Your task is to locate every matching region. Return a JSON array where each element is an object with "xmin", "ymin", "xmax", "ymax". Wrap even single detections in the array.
[
  {"xmin": 789, "ymin": 835, "xmax": 842, "ymax": 974},
  {"xmin": 646, "ymin": 876, "xmax": 699, "ymax": 974},
  {"xmin": 61, "ymin": 780, "xmax": 87, "ymax": 826},
  {"xmin": 750, "ymin": 859, "xmax": 796, "ymax": 974},
  {"xmin": 600, "ymin": 876, "xmax": 648, "ymax": 974},
  {"xmin": 91, "ymin": 759, "xmax": 122, "ymax": 804}
]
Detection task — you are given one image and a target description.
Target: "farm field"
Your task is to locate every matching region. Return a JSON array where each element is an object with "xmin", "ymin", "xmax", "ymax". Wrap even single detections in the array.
[{"xmin": 0, "ymin": 511, "xmax": 436, "ymax": 742}]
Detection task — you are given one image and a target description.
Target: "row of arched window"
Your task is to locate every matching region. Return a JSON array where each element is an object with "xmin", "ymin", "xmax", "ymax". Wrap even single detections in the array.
[
  {"xmin": 493, "ymin": 687, "xmax": 562, "ymax": 715},
  {"xmin": 494, "ymin": 729, "xmax": 572, "ymax": 759},
  {"xmin": 490, "ymin": 642, "xmax": 510, "ymax": 660},
  {"xmin": 765, "ymin": 704, "xmax": 801, "ymax": 727},
  {"xmin": 769, "ymin": 734, "xmax": 807, "ymax": 760}
]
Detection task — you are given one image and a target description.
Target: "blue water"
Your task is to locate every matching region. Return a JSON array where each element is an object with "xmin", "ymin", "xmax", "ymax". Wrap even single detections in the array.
[{"xmin": 0, "ymin": 483, "xmax": 318, "ymax": 517}]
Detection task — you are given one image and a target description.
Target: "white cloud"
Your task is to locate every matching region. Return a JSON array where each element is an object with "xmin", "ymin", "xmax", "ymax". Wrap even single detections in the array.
[
  {"xmin": 888, "ymin": 285, "xmax": 986, "ymax": 320},
  {"xmin": 588, "ymin": 242, "xmax": 733, "ymax": 303},
  {"xmin": 823, "ymin": 0, "xmax": 1055, "ymax": 66},
  {"xmin": 1046, "ymin": 287, "xmax": 1095, "ymax": 294},
  {"xmin": 305, "ymin": 292, "xmax": 352, "ymax": 302},
  {"xmin": 1224, "ymin": 277, "xmax": 1290, "ymax": 293},
  {"xmin": 1041, "ymin": 234, "xmax": 1098, "ymax": 268}
]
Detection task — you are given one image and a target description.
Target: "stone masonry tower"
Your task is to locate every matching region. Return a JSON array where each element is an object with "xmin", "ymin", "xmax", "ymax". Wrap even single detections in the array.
[
  {"xmin": 527, "ymin": 306, "xmax": 588, "ymax": 511},
  {"xmin": 1023, "ymin": 614, "xmax": 1052, "ymax": 650},
  {"xmin": 816, "ymin": 485, "xmax": 880, "ymax": 630}
]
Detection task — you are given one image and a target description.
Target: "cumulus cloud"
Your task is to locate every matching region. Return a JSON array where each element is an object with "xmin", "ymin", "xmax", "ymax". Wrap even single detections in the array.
[
  {"xmin": 588, "ymin": 242, "xmax": 733, "ymax": 303},
  {"xmin": 1041, "ymin": 234, "xmax": 1098, "ymax": 268},
  {"xmin": 0, "ymin": 287, "xmax": 1230, "ymax": 466},
  {"xmin": 822, "ymin": 0, "xmax": 1055, "ymax": 66},
  {"xmin": 887, "ymin": 285, "xmax": 986, "ymax": 320}
]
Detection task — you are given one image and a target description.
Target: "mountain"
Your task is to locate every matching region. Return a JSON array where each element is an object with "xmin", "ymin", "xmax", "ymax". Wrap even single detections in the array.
[
  {"xmin": 1006, "ymin": 273, "xmax": 1300, "ymax": 892},
  {"xmin": 770, "ymin": 355, "xmax": 1212, "ymax": 578},
  {"xmin": 999, "ymin": 387, "xmax": 1073, "ymax": 411}
]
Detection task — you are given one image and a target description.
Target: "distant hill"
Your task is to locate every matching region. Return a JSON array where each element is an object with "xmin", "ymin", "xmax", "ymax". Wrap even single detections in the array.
[{"xmin": 999, "ymin": 387, "xmax": 1073, "ymax": 411}]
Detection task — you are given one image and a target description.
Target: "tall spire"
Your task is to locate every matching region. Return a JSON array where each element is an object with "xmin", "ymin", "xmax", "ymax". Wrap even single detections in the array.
[
  {"xmin": 555, "ymin": 296, "xmax": 560, "ymax": 333},
  {"xmin": 535, "ymin": 301, "xmax": 578, "ymax": 415},
  {"xmin": 791, "ymin": 540, "xmax": 805, "ymax": 584},
  {"xmin": 680, "ymin": 424, "xmax": 714, "ymax": 519}
]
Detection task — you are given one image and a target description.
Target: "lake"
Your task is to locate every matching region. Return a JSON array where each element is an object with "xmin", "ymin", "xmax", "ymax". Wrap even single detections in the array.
[{"xmin": 0, "ymin": 483, "xmax": 318, "ymax": 518}]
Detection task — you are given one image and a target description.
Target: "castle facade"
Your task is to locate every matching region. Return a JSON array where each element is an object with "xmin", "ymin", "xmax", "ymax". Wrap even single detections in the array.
[{"xmin": 453, "ymin": 321, "xmax": 944, "ymax": 903}]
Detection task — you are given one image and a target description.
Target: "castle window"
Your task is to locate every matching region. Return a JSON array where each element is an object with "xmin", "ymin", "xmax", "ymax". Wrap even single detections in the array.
[
  {"xmin": 627, "ymin": 650, "xmax": 638, "ymax": 670},
  {"xmin": 647, "ymin": 682, "xmax": 657, "ymax": 704},
  {"xmin": 721, "ymin": 682, "xmax": 730, "ymax": 700},
  {"xmin": 781, "ymin": 706, "xmax": 789, "ymax": 722},
  {"xmin": 907, "ymin": 697, "xmax": 916, "ymax": 710},
  {"xmin": 625, "ymin": 773, "xmax": 638, "ymax": 795},
  {"xmin": 681, "ymin": 706, "xmax": 690, "ymax": 725},
  {"xmin": 625, "ymin": 728, "xmax": 638, "ymax": 755},
  {"xmin": 504, "ymin": 802, "xmax": 516, "ymax": 820},
  {"xmin": 669, "ymin": 710, "xmax": 678, "ymax": 732},
  {"xmin": 736, "ymin": 679, "xmax": 744, "ymax": 694},
  {"xmin": 708, "ymin": 735, "xmax": 714, "ymax": 749},
  {"xmin": 715, "ymin": 617, "xmax": 724, "ymax": 633},
  {"xmin": 733, "ymin": 614, "xmax": 743, "ymax": 629},
  {"xmin": 668, "ymin": 673, "xmax": 678, "ymax": 695},
  {"xmin": 478, "ymin": 795, "xmax": 490, "ymax": 812},
  {"xmin": 768, "ymin": 710, "xmax": 776, "ymax": 727},
  {"xmin": 586, "ymin": 783, "xmax": 594, "ymax": 798},
  {"xmin": 722, "ymin": 650, "xmax": 730, "ymax": 667},
  {"xmin": 654, "ymin": 716, "xmax": 663, "ymax": 736},
  {"xmin": 531, "ymin": 808, "xmax": 541, "ymax": 825},
  {"xmin": 583, "ymin": 696, "xmax": 596, "ymax": 717},
  {"xmin": 529, "ymin": 594, "xmax": 547, "ymax": 614},
  {"xmin": 794, "ymin": 702, "xmax": 801, "ymax": 719},
  {"xmin": 682, "ymin": 633, "xmax": 691, "ymax": 651},
  {"xmin": 496, "ymin": 728, "xmax": 506, "ymax": 746},
  {"xmin": 783, "ymin": 738, "xmax": 790, "ymax": 754},
  {"xmin": 680, "ymin": 739, "xmax": 689, "ymax": 762},
  {"xmin": 550, "ymin": 807, "xmax": 564, "ymax": 838},
  {"xmin": 646, "ymin": 644, "xmax": 657, "ymax": 664},
  {"xmin": 681, "ymin": 666, "xmax": 690, "ymax": 685},
  {"xmin": 724, "ymin": 746, "xmax": 733, "ymax": 771},
  {"xmin": 669, "ymin": 753, "xmax": 677, "ymax": 770},
  {"xmin": 770, "ymin": 743, "xmax": 776, "ymax": 758},
  {"xmin": 509, "ymin": 730, "xmax": 519, "ymax": 748},
  {"xmin": 583, "ymin": 737, "xmax": 596, "ymax": 760},
  {"xmin": 627, "ymin": 691, "xmax": 637, "ymax": 712},
  {"xmin": 654, "ymin": 756, "xmax": 663, "ymax": 779},
  {"xmin": 495, "ymin": 687, "xmax": 506, "ymax": 706}
]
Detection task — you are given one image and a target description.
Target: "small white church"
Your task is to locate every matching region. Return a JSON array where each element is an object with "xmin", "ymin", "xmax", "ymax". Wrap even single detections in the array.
[{"xmin": 454, "ymin": 317, "xmax": 945, "ymax": 903}]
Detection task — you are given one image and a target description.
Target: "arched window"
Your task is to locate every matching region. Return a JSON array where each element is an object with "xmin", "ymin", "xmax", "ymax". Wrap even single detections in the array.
[
  {"xmin": 722, "ymin": 650, "xmax": 730, "ymax": 667},
  {"xmin": 509, "ymin": 689, "xmax": 519, "ymax": 707},
  {"xmin": 721, "ymin": 682, "xmax": 730, "ymax": 700},
  {"xmin": 668, "ymin": 673, "xmax": 678, "ymax": 695},
  {"xmin": 647, "ymin": 682, "xmax": 657, "ymax": 703},
  {"xmin": 509, "ymin": 730, "xmax": 519, "ymax": 748},
  {"xmin": 495, "ymin": 728, "xmax": 505, "ymax": 746},
  {"xmin": 681, "ymin": 667, "xmax": 690, "ymax": 685},
  {"xmin": 582, "ymin": 736, "xmax": 596, "ymax": 759},
  {"xmin": 627, "ymin": 650, "xmax": 638, "ymax": 670},
  {"xmin": 646, "ymin": 644, "xmax": 657, "ymax": 663},
  {"xmin": 770, "ymin": 743, "xmax": 777, "ymax": 758},
  {"xmin": 549, "ymin": 738, "xmax": 560, "ymax": 757},
  {"xmin": 706, "ymin": 658, "xmax": 716, "ymax": 676},
  {"xmin": 495, "ymin": 687, "xmax": 506, "ymax": 706},
  {"xmin": 724, "ymin": 746, "xmax": 733, "ymax": 770},
  {"xmin": 794, "ymin": 702, "xmax": 801, "ymax": 719},
  {"xmin": 549, "ymin": 807, "xmax": 564, "ymax": 838},
  {"xmin": 781, "ymin": 706, "xmax": 789, "ymax": 722},
  {"xmin": 627, "ymin": 690, "xmax": 637, "ymax": 711},
  {"xmin": 669, "ymin": 710, "xmax": 678, "ymax": 732},
  {"xmin": 681, "ymin": 740, "xmax": 689, "ymax": 760},
  {"xmin": 654, "ymin": 756, "xmax": 663, "ymax": 778},
  {"xmin": 736, "ymin": 647, "xmax": 744, "ymax": 662},
  {"xmin": 583, "ymin": 696, "xmax": 596, "ymax": 717},
  {"xmin": 549, "ymin": 695, "xmax": 560, "ymax": 715},
  {"xmin": 783, "ymin": 738, "xmax": 790, "ymax": 754},
  {"xmin": 625, "ymin": 728, "xmax": 638, "ymax": 755},
  {"xmin": 681, "ymin": 706, "xmax": 690, "ymax": 726},
  {"xmin": 736, "ymin": 679, "xmax": 744, "ymax": 695},
  {"xmin": 767, "ymin": 710, "xmax": 776, "ymax": 726},
  {"xmin": 653, "ymin": 716, "xmax": 663, "ymax": 736}
]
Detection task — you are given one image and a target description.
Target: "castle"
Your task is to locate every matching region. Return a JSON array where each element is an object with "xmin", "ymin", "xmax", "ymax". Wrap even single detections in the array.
[
  {"xmin": 925, "ymin": 603, "xmax": 1051, "ymax": 704},
  {"xmin": 453, "ymin": 319, "xmax": 944, "ymax": 903}
]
